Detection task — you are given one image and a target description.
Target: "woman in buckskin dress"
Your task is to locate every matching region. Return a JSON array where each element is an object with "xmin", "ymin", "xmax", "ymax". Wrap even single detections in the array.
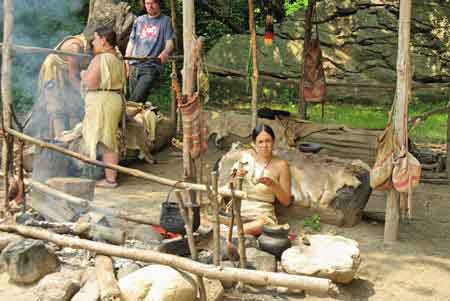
[{"xmin": 231, "ymin": 124, "xmax": 292, "ymax": 236}]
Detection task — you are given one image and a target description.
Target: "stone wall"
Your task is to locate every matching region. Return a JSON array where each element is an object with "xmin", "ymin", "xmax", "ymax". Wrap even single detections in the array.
[{"xmin": 206, "ymin": 0, "xmax": 450, "ymax": 104}]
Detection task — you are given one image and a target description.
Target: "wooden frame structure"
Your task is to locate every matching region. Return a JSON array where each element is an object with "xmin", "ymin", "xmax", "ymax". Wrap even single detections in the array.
[{"xmin": 0, "ymin": 0, "xmax": 443, "ymax": 244}]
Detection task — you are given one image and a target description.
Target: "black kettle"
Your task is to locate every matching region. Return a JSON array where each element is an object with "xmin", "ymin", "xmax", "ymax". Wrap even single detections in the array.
[{"xmin": 159, "ymin": 189, "xmax": 200, "ymax": 235}]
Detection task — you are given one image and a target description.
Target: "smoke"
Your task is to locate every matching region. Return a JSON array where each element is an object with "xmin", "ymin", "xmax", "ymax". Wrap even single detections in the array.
[{"xmin": 0, "ymin": 0, "xmax": 87, "ymax": 112}]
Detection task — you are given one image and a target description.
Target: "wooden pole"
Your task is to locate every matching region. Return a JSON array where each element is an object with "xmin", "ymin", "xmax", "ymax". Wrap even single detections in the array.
[
  {"xmin": 182, "ymin": 0, "xmax": 196, "ymax": 180},
  {"xmin": 0, "ymin": 224, "xmax": 337, "ymax": 294},
  {"xmin": 447, "ymin": 88, "xmax": 450, "ymax": 181},
  {"xmin": 385, "ymin": 0, "xmax": 412, "ymax": 243},
  {"xmin": 5, "ymin": 128, "xmax": 271, "ymax": 203},
  {"xmin": 1, "ymin": 0, "xmax": 14, "ymax": 214},
  {"xmin": 248, "ymin": 0, "xmax": 259, "ymax": 129},
  {"xmin": 233, "ymin": 178, "xmax": 247, "ymax": 270},
  {"xmin": 170, "ymin": 0, "xmax": 178, "ymax": 124},
  {"xmin": 210, "ymin": 171, "xmax": 221, "ymax": 266},
  {"xmin": 174, "ymin": 190, "xmax": 206, "ymax": 301}
]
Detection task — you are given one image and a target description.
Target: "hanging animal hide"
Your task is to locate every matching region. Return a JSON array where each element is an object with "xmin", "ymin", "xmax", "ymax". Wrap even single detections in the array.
[{"xmin": 301, "ymin": 2, "xmax": 326, "ymax": 103}]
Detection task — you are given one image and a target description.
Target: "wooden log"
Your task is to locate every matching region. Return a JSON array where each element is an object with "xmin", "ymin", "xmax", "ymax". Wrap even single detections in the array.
[
  {"xmin": 6, "ymin": 128, "xmax": 271, "ymax": 203},
  {"xmin": 248, "ymin": 0, "xmax": 259, "ymax": 129},
  {"xmin": 24, "ymin": 220, "xmax": 125, "ymax": 245},
  {"xmin": 95, "ymin": 255, "xmax": 121, "ymax": 301},
  {"xmin": 0, "ymin": 224, "xmax": 337, "ymax": 295},
  {"xmin": 174, "ymin": 190, "xmax": 207, "ymax": 301},
  {"xmin": 1, "ymin": 0, "xmax": 14, "ymax": 214}
]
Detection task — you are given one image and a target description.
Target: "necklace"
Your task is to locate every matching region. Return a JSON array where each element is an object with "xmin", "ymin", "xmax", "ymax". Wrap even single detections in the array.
[{"xmin": 250, "ymin": 157, "xmax": 272, "ymax": 185}]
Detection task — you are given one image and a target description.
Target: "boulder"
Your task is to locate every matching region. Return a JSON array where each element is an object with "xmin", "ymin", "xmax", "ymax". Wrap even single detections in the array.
[
  {"xmin": 1, "ymin": 239, "xmax": 60, "ymax": 284},
  {"xmin": 118, "ymin": 265, "xmax": 197, "ymax": 301},
  {"xmin": 117, "ymin": 261, "xmax": 141, "ymax": 280},
  {"xmin": 281, "ymin": 234, "xmax": 361, "ymax": 284},
  {"xmin": 34, "ymin": 269, "xmax": 83, "ymax": 301},
  {"xmin": 246, "ymin": 247, "xmax": 277, "ymax": 273},
  {"xmin": 72, "ymin": 268, "xmax": 99, "ymax": 301}
]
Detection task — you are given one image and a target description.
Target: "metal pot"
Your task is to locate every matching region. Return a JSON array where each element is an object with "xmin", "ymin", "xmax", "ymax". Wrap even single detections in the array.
[
  {"xmin": 159, "ymin": 191, "xmax": 200, "ymax": 235},
  {"xmin": 257, "ymin": 224, "xmax": 291, "ymax": 259}
]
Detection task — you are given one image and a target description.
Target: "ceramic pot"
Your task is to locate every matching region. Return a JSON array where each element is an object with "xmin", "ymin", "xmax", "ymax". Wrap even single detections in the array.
[
  {"xmin": 257, "ymin": 224, "xmax": 291, "ymax": 259},
  {"xmin": 298, "ymin": 142, "xmax": 322, "ymax": 153}
]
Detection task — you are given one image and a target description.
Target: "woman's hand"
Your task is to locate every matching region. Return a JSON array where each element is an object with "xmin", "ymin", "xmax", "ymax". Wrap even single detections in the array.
[{"xmin": 257, "ymin": 177, "xmax": 276, "ymax": 188}]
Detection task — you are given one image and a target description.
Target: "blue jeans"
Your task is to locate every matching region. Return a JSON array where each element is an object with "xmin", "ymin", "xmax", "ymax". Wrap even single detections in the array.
[{"xmin": 128, "ymin": 64, "xmax": 162, "ymax": 103}]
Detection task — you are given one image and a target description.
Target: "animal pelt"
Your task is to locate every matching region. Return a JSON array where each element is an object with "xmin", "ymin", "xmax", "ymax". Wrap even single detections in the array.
[{"xmin": 218, "ymin": 142, "xmax": 369, "ymax": 208}]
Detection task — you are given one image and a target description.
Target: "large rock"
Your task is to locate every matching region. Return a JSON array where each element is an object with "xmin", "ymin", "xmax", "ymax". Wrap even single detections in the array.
[
  {"xmin": 34, "ymin": 269, "xmax": 83, "ymax": 301},
  {"xmin": 118, "ymin": 265, "xmax": 197, "ymax": 301},
  {"xmin": 207, "ymin": 1, "xmax": 450, "ymax": 104},
  {"xmin": 0, "ymin": 233, "xmax": 22, "ymax": 252},
  {"xmin": 72, "ymin": 267, "xmax": 99, "ymax": 301},
  {"xmin": 1, "ymin": 239, "xmax": 60, "ymax": 284},
  {"xmin": 281, "ymin": 234, "xmax": 361, "ymax": 284},
  {"xmin": 204, "ymin": 278, "xmax": 225, "ymax": 301}
]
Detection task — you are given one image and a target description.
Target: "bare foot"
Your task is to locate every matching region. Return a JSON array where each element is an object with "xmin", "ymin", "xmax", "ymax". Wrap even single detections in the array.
[{"xmin": 96, "ymin": 179, "xmax": 118, "ymax": 188}]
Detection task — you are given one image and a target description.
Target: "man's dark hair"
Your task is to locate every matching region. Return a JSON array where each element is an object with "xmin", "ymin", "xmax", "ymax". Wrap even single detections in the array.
[
  {"xmin": 95, "ymin": 26, "xmax": 117, "ymax": 47},
  {"xmin": 141, "ymin": 0, "xmax": 165, "ymax": 9}
]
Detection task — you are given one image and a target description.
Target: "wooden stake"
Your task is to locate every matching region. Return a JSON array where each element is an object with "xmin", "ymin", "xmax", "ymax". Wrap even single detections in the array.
[
  {"xmin": 95, "ymin": 255, "xmax": 121, "ymax": 301},
  {"xmin": 1, "ymin": 0, "xmax": 14, "ymax": 214},
  {"xmin": 233, "ymin": 178, "xmax": 247, "ymax": 270},
  {"xmin": 248, "ymin": 0, "xmax": 259, "ymax": 129},
  {"xmin": 0, "ymin": 224, "xmax": 337, "ymax": 294},
  {"xmin": 174, "ymin": 190, "xmax": 206, "ymax": 301},
  {"xmin": 210, "ymin": 171, "xmax": 221, "ymax": 266}
]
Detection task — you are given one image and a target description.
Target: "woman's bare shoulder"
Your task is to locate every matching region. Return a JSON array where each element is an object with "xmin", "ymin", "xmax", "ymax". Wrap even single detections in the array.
[{"xmin": 272, "ymin": 156, "xmax": 289, "ymax": 168}]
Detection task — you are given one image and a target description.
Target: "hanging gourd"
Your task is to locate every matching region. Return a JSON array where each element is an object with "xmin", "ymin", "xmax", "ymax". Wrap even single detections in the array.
[{"xmin": 264, "ymin": 0, "xmax": 274, "ymax": 46}]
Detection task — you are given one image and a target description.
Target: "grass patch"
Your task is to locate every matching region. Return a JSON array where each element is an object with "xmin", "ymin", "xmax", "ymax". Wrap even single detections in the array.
[{"xmin": 206, "ymin": 97, "xmax": 448, "ymax": 144}]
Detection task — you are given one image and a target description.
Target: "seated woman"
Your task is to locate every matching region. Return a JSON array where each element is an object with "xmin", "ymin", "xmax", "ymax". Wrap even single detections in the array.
[
  {"xmin": 80, "ymin": 26, "xmax": 126, "ymax": 188},
  {"xmin": 226, "ymin": 124, "xmax": 292, "ymax": 236}
]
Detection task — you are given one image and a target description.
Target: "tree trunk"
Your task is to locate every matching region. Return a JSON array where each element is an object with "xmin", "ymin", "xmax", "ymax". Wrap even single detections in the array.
[
  {"xmin": 1, "ymin": 0, "xmax": 14, "ymax": 214},
  {"xmin": 248, "ymin": 0, "xmax": 259, "ymax": 129},
  {"xmin": 385, "ymin": 0, "xmax": 412, "ymax": 243}
]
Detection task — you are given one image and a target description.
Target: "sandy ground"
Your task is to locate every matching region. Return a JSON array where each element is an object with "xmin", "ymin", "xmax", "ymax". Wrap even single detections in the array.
[{"xmin": 1, "ymin": 145, "xmax": 449, "ymax": 300}]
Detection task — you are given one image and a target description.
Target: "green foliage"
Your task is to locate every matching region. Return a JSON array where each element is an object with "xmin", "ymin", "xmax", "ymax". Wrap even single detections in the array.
[
  {"xmin": 284, "ymin": 0, "xmax": 309, "ymax": 16},
  {"xmin": 302, "ymin": 214, "xmax": 321, "ymax": 231}
]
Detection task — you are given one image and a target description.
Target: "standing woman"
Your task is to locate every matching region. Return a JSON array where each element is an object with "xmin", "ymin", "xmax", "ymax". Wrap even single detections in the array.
[{"xmin": 81, "ymin": 26, "xmax": 126, "ymax": 188}]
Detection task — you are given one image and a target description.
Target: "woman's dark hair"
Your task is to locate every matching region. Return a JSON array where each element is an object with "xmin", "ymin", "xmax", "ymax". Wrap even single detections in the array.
[
  {"xmin": 251, "ymin": 124, "xmax": 275, "ymax": 142},
  {"xmin": 141, "ymin": 0, "xmax": 164, "ymax": 9},
  {"xmin": 95, "ymin": 26, "xmax": 117, "ymax": 47}
]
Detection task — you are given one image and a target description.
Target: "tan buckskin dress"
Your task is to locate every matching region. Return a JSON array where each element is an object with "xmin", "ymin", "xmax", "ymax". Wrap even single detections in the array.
[
  {"xmin": 82, "ymin": 52, "xmax": 126, "ymax": 159},
  {"xmin": 238, "ymin": 152, "xmax": 278, "ymax": 224}
]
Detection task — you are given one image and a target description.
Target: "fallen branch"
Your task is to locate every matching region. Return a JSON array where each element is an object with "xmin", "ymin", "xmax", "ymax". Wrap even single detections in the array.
[
  {"xmin": 25, "ymin": 220, "xmax": 125, "ymax": 245},
  {"xmin": 0, "ymin": 224, "xmax": 338, "ymax": 295},
  {"xmin": 5, "ymin": 128, "xmax": 271, "ymax": 203},
  {"xmin": 0, "ymin": 172, "xmax": 160, "ymax": 226}
]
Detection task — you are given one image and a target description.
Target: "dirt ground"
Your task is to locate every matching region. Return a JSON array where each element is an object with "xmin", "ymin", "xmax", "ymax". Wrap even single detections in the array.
[{"xmin": 1, "ymin": 145, "xmax": 450, "ymax": 301}]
